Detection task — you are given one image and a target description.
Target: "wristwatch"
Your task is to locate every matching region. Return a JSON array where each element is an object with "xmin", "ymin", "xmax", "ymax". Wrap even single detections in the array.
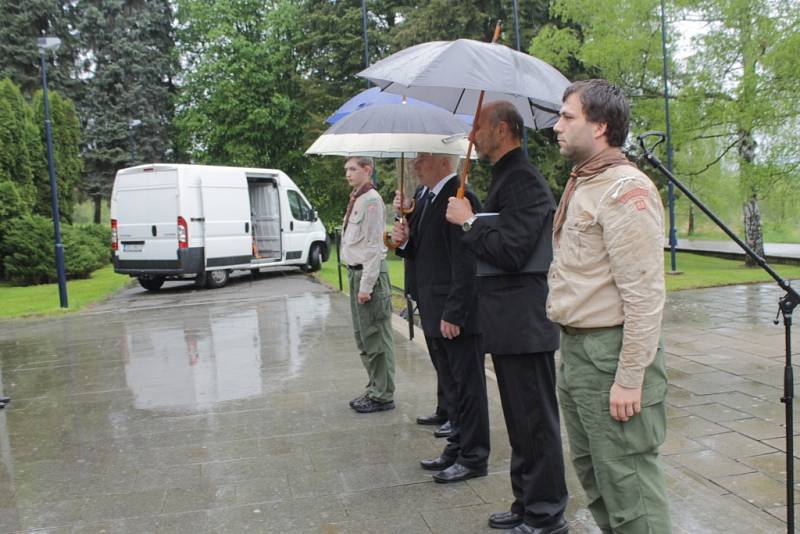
[{"xmin": 462, "ymin": 215, "xmax": 478, "ymax": 232}]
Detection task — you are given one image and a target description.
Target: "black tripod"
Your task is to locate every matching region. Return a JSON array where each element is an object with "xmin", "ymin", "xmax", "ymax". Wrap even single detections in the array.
[{"xmin": 638, "ymin": 131, "xmax": 797, "ymax": 533}]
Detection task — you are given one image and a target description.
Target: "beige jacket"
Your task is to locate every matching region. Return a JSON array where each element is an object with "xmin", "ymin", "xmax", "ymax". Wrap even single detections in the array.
[
  {"xmin": 547, "ymin": 165, "xmax": 665, "ymax": 388},
  {"xmin": 341, "ymin": 189, "xmax": 387, "ymax": 294}
]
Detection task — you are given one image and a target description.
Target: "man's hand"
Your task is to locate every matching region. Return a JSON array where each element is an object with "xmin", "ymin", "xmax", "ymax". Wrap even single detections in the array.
[
  {"xmin": 391, "ymin": 219, "xmax": 409, "ymax": 245},
  {"xmin": 446, "ymin": 197, "xmax": 474, "ymax": 225},
  {"xmin": 393, "ymin": 190, "xmax": 412, "ymax": 214},
  {"xmin": 440, "ymin": 320, "xmax": 461, "ymax": 339},
  {"xmin": 609, "ymin": 383, "xmax": 642, "ymax": 422},
  {"xmin": 357, "ymin": 291, "xmax": 372, "ymax": 304}
]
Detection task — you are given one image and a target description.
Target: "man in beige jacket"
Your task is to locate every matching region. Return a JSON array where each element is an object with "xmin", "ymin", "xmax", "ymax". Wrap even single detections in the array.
[{"xmin": 547, "ymin": 79, "xmax": 670, "ymax": 533}]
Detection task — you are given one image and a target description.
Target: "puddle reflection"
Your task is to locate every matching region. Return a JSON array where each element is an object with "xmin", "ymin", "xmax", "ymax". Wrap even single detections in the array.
[{"xmin": 122, "ymin": 292, "xmax": 331, "ymax": 411}]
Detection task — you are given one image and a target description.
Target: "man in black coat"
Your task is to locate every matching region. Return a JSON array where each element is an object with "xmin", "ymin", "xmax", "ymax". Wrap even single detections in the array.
[
  {"xmin": 393, "ymin": 152, "xmax": 490, "ymax": 483},
  {"xmin": 396, "ymin": 185, "xmax": 451, "ymax": 435},
  {"xmin": 446, "ymin": 101, "xmax": 569, "ymax": 534}
]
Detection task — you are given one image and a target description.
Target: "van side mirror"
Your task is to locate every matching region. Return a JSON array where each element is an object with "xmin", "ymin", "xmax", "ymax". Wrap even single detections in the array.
[{"xmin": 311, "ymin": 210, "xmax": 319, "ymax": 222}]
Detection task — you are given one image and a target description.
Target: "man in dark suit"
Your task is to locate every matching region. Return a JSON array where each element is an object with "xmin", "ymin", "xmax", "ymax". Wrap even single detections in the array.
[
  {"xmin": 396, "ymin": 185, "xmax": 451, "ymax": 436},
  {"xmin": 446, "ymin": 102, "xmax": 569, "ymax": 534},
  {"xmin": 393, "ymin": 152, "xmax": 489, "ymax": 483}
]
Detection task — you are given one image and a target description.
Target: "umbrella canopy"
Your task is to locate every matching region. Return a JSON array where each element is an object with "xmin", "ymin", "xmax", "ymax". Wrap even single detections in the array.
[
  {"xmin": 357, "ymin": 39, "xmax": 571, "ymax": 129},
  {"xmin": 306, "ymin": 103, "xmax": 471, "ymax": 158},
  {"xmin": 325, "ymin": 87, "xmax": 473, "ymax": 125}
]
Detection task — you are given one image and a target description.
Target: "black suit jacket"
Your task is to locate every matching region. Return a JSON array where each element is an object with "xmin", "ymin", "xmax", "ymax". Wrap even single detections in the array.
[
  {"xmin": 399, "ymin": 176, "xmax": 481, "ymax": 338},
  {"xmin": 400, "ymin": 185, "xmax": 426, "ymax": 301},
  {"xmin": 461, "ymin": 147, "xmax": 559, "ymax": 355}
]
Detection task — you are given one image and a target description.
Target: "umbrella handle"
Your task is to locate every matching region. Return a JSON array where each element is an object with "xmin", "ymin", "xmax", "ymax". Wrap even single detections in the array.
[{"xmin": 456, "ymin": 20, "xmax": 503, "ymax": 199}]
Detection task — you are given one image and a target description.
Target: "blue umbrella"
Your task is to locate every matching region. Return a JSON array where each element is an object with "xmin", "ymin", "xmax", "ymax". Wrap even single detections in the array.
[{"xmin": 326, "ymin": 87, "xmax": 472, "ymax": 125}]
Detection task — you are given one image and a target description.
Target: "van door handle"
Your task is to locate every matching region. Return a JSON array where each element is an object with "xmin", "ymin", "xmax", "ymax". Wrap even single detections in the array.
[
  {"xmin": 152, "ymin": 225, "xmax": 157, "ymax": 237},
  {"xmin": 290, "ymin": 221, "xmax": 294, "ymax": 231},
  {"xmin": 245, "ymin": 222, "xmax": 250, "ymax": 233}
]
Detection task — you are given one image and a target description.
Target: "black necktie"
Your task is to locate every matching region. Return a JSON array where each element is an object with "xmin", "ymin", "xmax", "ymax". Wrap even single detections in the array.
[{"xmin": 417, "ymin": 191, "xmax": 435, "ymax": 229}]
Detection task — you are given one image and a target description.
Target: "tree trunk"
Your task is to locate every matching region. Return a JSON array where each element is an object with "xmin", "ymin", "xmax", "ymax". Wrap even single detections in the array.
[
  {"xmin": 742, "ymin": 194, "xmax": 765, "ymax": 267},
  {"xmin": 93, "ymin": 194, "xmax": 102, "ymax": 224},
  {"xmin": 687, "ymin": 205, "xmax": 695, "ymax": 236}
]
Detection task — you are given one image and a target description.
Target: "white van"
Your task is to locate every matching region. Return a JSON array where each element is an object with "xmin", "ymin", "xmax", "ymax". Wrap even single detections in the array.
[{"xmin": 111, "ymin": 164, "xmax": 329, "ymax": 291}]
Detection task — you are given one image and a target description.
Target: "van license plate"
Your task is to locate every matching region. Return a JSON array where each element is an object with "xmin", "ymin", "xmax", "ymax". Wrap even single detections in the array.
[{"xmin": 123, "ymin": 243, "xmax": 143, "ymax": 252}]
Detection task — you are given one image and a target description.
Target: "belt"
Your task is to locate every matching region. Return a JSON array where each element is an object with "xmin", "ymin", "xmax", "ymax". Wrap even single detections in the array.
[
  {"xmin": 560, "ymin": 324, "xmax": 622, "ymax": 336},
  {"xmin": 347, "ymin": 264, "xmax": 363, "ymax": 270}
]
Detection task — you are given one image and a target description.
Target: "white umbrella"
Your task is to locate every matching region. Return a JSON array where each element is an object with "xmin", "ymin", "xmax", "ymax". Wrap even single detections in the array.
[
  {"xmin": 357, "ymin": 39, "xmax": 571, "ymax": 129},
  {"xmin": 306, "ymin": 103, "xmax": 471, "ymax": 158}
]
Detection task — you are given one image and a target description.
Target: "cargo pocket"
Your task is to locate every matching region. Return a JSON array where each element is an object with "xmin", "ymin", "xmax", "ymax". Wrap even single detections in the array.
[{"xmin": 582, "ymin": 329, "xmax": 623, "ymax": 375}]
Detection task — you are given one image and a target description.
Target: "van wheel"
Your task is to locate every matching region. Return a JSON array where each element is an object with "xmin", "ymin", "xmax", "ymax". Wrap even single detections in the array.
[
  {"xmin": 206, "ymin": 269, "xmax": 230, "ymax": 289},
  {"xmin": 302, "ymin": 244, "xmax": 322, "ymax": 273},
  {"xmin": 138, "ymin": 276, "xmax": 165, "ymax": 292}
]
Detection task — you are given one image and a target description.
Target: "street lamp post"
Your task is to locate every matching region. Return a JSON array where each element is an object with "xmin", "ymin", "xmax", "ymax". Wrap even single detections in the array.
[
  {"xmin": 511, "ymin": 0, "xmax": 529, "ymax": 156},
  {"xmin": 659, "ymin": 0, "xmax": 679, "ymax": 273},
  {"xmin": 128, "ymin": 119, "xmax": 142, "ymax": 164},
  {"xmin": 37, "ymin": 36, "xmax": 68, "ymax": 308}
]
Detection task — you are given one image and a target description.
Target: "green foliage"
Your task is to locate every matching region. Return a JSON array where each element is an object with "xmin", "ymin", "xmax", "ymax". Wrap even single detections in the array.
[
  {"xmin": 0, "ymin": 78, "xmax": 40, "ymax": 209},
  {"xmin": 0, "ymin": 0, "xmax": 80, "ymax": 96},
  {"xmin": 75, "ymin": 0, "xmax": 177, "ymax": 210},
  {"xmin": 31, "ymin": 89, "xmax": 82, "ymax": 222},
  {"xmin": 1, "ymin": 216, "xmax": 110, "ymax": 285}
]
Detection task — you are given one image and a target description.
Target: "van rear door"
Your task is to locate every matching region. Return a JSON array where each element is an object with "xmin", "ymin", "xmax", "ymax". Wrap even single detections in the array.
[{"xmin": 115, "ymin": 168, "xmax": 179, "ymax": 261}]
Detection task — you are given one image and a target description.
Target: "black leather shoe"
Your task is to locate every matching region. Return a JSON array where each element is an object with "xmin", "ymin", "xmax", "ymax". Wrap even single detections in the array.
[
  {"xmin": 433, "ymin": 420, "xmax": 452, "ymax": 438},
  {"xmin": 420, "ymin": 456, "xmax": 455, "ymax": 471},
  {"xmin": 489, "ymin": 511, "xmax": 523, "ymax": 529},
  {"xmin": 432, "ymin": 462, "xmax": 487, "ymax": 483},
  {"xmin": 508, "ymin": 519, "xmax": 569, "ymax": 534},
  {"xmin": 416, "ymin": 413, "xmax": 447, "ymax": 425}
]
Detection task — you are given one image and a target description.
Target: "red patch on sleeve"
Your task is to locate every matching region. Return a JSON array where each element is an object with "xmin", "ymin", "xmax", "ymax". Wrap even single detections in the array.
[
  {"xmin": 635, "ymin": 199, "xmax": 646, "ymax": 211},
  {"xmin": 617, "ymin": 187, "xmax": 650, "ymax": 205}
]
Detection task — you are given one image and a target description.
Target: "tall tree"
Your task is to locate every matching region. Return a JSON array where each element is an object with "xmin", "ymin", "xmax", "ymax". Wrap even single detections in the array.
[
  {"xmin": 532, "ymin": 0, "xmax": 800, "ymax": 263},
  {"xmin": 681, "ymin": 0, "xmax": 799, "ymax": 264},
  {"xmin": 0, "ymin": 78, "xmax": 41, "ymax": 209},
  {"xmin": 75, "ymin": 0, "xmax": 177, "ymax": 223},
  {"xmin": 31, "ymin": 88, "xmax": 82, "ymax": 222},
  {"xmin": 0, "ymin": 0, "xmax": 80, "ymax": 96}
]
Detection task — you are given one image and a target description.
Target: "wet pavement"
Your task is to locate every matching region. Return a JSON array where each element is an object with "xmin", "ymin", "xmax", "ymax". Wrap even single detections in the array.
[{"xmin": 0, "ymin": 271, "xmax": 794, "ymax": 533}]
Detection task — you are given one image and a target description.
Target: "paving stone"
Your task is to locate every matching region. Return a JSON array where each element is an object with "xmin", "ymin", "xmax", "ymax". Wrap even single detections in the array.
[{"xmin": 3, "ymin": 276, "xmax": 800, "ymax": 532}]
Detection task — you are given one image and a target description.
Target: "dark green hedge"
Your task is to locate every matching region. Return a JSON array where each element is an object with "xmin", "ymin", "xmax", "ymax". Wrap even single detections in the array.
[{"xmin": 0, "ymin": 215, "xmax": 111, "ymax": 285}]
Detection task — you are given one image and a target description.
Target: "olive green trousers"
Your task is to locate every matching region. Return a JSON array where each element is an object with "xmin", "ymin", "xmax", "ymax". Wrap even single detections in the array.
[
  {"xmin": 557, "ymin": 327, "xmax": 671, "ymax": 533},
  {"xmin": 348, "ymin": 264, "xmax": 395, "ymax": 402}
]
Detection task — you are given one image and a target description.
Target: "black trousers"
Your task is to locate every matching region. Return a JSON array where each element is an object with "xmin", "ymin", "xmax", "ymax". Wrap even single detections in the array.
[
  {"xmin": 492, "ymin": 351, "xmax": 568, "ymax": 527},
  {"xmin": 423, "ymin": 335, "xmax": 448, "ymax": 418},
  {"xmin": 429, "ymin": 334, "xmax": 490, "ymax": 470}
]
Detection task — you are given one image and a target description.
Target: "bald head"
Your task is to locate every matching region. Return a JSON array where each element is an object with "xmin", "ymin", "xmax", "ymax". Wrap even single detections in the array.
[{"xmin": 469, "ymin": 100, "xmax": 524, "ymax": 163}]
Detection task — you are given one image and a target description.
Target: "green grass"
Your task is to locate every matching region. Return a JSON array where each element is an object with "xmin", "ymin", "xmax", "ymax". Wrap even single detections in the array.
[
  {"xmin": 317, "ymin": 246, "xmax": 800, "ymax": 294},
  {"xmin": 0, "ymin": 264, "xmax": 131, "ymax": 319},
  {"xmin": 664, "ymin": 252, "xmax": 800, "ymax": 291}
]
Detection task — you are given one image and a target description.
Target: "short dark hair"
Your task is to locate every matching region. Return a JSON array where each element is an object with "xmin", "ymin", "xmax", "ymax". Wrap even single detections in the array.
[
  {"xmin": 345, "ymin": 156, "xmax": 374, "ymax": 169},
  {"xmin": 563, "ymin": 79, "xmax": 629, "ymax": 147},
  {"xmin": 487, "ymin": 101, "xmax": 524, "ymax": 141}
]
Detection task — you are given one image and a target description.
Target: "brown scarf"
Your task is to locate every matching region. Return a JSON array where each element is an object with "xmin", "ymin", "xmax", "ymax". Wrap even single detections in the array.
[
  {"xmin": 553, "ymin": 147, "xmax": 637, "ymax": 237},
  {"xmin": 342, "ymin": 181, "xmax": 375, "ymax": 232}
]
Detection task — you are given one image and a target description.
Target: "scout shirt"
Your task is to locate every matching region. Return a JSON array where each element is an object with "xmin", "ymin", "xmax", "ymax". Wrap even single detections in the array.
[
  {"xmin": 341, "ymin": 188, "xmax": 387, "ymax": 295},
  {"xmin": 547, "ymin": 165, "xmax": 665, "ymax": 388}
]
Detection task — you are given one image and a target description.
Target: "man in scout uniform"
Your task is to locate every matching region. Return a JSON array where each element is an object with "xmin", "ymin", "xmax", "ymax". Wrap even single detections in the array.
[
  {"xmin": 548, "ymin": 79, "xmax": 670, "ymax": 533},
  {"xmin": 341, "ymin": 156, "xmax": 396, "ymax": 413}
]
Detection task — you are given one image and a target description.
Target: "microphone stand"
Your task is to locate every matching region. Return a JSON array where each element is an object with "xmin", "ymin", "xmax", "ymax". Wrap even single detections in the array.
[{"xmin": 638, "ymin": 132, "xmax": 797, "ymax": 534}]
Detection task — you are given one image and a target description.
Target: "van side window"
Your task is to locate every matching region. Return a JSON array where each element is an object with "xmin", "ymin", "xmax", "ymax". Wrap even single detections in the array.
[{"xmin": 287, "ymin": 190, "xmax": 314, "ymax": 221}]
